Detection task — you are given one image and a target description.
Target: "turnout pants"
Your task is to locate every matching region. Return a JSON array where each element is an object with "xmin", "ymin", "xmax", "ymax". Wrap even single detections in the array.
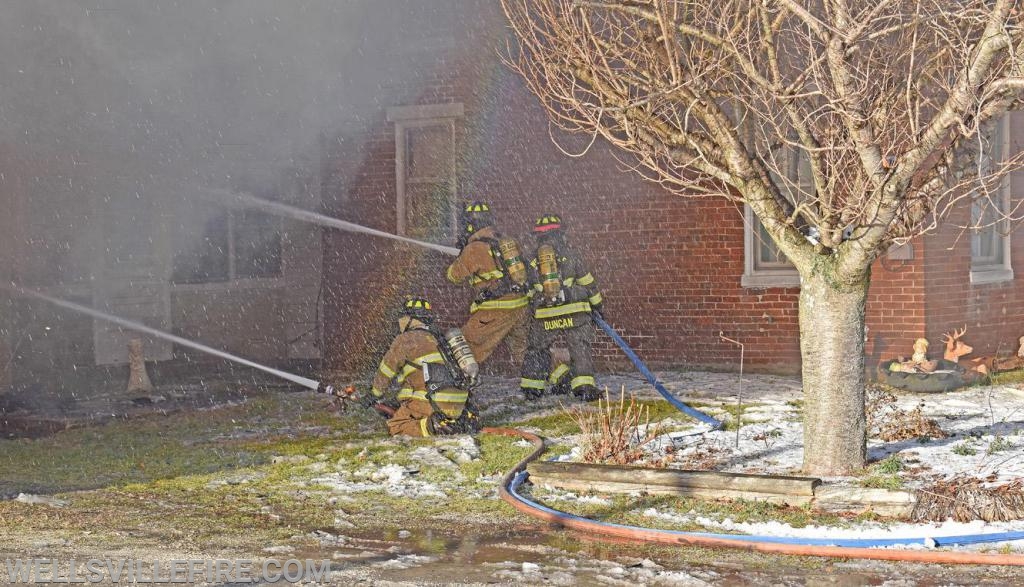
[
  {"xmin": 461, "ymin": 303, "xmax": 529, "ymax": 364},
  {"xmin": 520, "ymin": 312, "xmax": 595, "ymax": 394},
  {"xmin": 386, "ymin": 392, "xmax": 467, "ymax": 437}
]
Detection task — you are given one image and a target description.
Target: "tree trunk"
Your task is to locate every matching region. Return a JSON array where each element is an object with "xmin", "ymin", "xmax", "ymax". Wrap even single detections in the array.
[{"xmin": 799, "ymin": 269, "xmax": 869, "ymax": 475}]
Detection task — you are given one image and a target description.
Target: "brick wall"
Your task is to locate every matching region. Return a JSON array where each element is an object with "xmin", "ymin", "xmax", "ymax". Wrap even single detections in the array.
[
  {"xmin": 319, "ymin": 2, "xmax": 1015, "ymax": 378},
  {"xmin": 921, "ymin": 115, "xmax": 1024, "ymax": 358}
]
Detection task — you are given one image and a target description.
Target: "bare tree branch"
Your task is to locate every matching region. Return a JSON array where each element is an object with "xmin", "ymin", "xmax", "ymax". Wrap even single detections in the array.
[{"xmin": 502, "ymin": 0, "xmax": 1024, "ymax": 282}]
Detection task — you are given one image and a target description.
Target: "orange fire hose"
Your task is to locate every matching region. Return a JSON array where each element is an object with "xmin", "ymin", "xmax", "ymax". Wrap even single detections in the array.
[{"xmin": 481, "ymin": 427, "xmax": 1024, "ymax": 567}]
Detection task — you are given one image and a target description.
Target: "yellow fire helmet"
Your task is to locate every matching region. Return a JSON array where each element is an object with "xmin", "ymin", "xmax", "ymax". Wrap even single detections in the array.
[
  {"xmin": 461, "ymin": 201, "xmax": 494, "ymax": 235},
  {"xmin": 401, "ymin": 296, "xmax": 434, "ymax": 323},
  {"xmin": 534, "ymin": 214, "xmax": 563, "ymax": 233}
]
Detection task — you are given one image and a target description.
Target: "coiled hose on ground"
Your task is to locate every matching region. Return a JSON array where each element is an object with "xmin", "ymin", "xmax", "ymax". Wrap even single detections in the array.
[{"xmin": 481, "ymin": 427, "xmax": 1024, "ymax": 567}]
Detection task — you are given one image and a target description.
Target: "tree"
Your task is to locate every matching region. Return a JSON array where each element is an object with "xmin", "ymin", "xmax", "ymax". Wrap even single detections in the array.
[{"xmin": 501, "ymin": 0, "xmax": 1024, "ymax": 474}]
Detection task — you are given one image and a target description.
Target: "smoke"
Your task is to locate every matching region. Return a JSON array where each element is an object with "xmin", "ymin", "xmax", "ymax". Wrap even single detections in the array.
[
  {"xmin": 0, "ymin": 0, "xmax": 457, "ymax": 283},
  {"xmin": 0, "ymin": 1, "xmax": 472, "ymax": 388}
]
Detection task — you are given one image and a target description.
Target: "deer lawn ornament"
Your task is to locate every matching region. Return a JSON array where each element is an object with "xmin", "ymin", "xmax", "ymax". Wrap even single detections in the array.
[{"xmin": 941, "ymin": 327, "xmax": 992, "ymax": 376}]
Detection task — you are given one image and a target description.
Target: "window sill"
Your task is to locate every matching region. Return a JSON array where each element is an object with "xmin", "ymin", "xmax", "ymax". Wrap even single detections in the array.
[
  {"xmin": 741, "ymin": 272, "xmax": 801, "ymax": 289},
  {"xmin": 170, "ymin": 276, "xmax": 286, "ymax": 292},
  {"xmin": 969, "ymin": 267, "xmax": 1014, "ymax": 285}
]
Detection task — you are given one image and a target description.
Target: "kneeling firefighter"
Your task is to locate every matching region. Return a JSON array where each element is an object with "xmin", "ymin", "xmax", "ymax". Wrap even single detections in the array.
[
  {"xmin": 520, "ymin": 214, "xmax": 604, "ymax": 402},
  {"xmin": 367, "ymin": 297, "xmax": 481, "ymax": 437},
  {"xmin": 445, "ymin": 201, "xmax": 531, "ymax": 364}
]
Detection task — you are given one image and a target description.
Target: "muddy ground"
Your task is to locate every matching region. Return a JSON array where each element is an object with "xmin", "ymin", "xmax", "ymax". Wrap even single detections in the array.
[{"xmin": 1, "ymin": 370, "xmax": 1022, "ymax": 585}]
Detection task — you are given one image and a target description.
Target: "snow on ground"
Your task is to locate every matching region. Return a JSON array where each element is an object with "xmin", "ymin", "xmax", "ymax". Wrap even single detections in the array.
[
  {"xmin": 641, "ymin": 508, "xmax": 1024, "ymax": 551},
  {"xmin": 471, "ymin": 370, "xmax": 1024, "ymax": 487},
  {"xmin": 488, "ymin": 556, "xmax": 718, "ymax": 586},
  {"xmin": 563, "ymin": 371, "xmax": 1024, "ymax": 488},
  {"xmin": 310, "ymin": 463, "xmax": 448, "ymax": 500},
  {"xmin": 868, "ymin": 385, "xmax": 1024, "ymax": 484},
  {"xmin": 468, "ymin": 370, "xmax": 1024, "ymax": 544}
]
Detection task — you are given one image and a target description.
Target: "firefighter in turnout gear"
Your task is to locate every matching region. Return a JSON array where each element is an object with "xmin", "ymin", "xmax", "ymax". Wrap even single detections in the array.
[
  {"xmin": 520, "ymin": 215, "xmax": 603, "ymax": 401},
  {"xmin": 445, "ymin": 202, "xmax": 531, "ymax": 364},
  {"xmin": 369, "ymin": 297, "xmax": 480, "ymax": 437}
]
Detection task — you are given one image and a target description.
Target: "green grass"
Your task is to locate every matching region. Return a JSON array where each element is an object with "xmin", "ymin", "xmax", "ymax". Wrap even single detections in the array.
[
  {"xmin": 987, "ymin": 369, "xmax": 1024, "ymax": 386},
  {"xmin": 874, "ymin": 455, "xmax": 904, "ymax": 474},
  {"xmin": 860, "ymin": 475, "xmax": 904, "ymax": 490},
  {"xmin": 0, "ymin": 391, "xmax": 542, "ymax": 554},
  {"xmin": 987, "ymin": 435, "xmax": 1015, "ymax": 454},
  {"xmin": 951, "ymin": 441, "xmax": 977, "ymax": 456},
  {"xmin": 859, "ymin": 455, "xmax": 905, "ymax": 490},
  {"xmin": 526, "ymin": 487, "xmax": 854, "ymax": 530},
  {"xmin": 511, "ymin": 410, "xmax": 581, "ymax": 436}
]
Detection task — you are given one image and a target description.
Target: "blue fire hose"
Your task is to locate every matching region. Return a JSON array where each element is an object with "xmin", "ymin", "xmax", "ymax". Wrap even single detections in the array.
[
  {"xmin": 594, "ymin": 315, "xmax": 723, "ymax": 429},
  {"xmin": 508, "ymin": 469, "xmax": 1024, "ymax": 548}
]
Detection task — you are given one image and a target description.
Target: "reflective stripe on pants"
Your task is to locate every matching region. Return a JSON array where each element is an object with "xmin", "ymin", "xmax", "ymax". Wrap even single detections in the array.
[{"xmin": 520, "ymin": 312, "xmax": 595, "ymax": 394}]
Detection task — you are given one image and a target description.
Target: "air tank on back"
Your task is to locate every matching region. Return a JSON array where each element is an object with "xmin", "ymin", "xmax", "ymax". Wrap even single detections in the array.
[{"xmin": 537, "ymin": 244, "xmax": 561, "ymax": 302}]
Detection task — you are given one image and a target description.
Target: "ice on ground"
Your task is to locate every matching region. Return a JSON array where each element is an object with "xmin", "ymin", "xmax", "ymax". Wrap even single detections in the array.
[
  {"xmin": 539, "ymin": 489, "xmax": 613, "ymax": 506},
  {"xmin": 435, "ymin": 435, "xmax": 481, "ymax": 463},
  {"xmin": 409, "ymin": 446, "xmax": 459, "ymax": 470},
  {"xmin": 311, "ymin": 463, "xmax": 447, "ymax": 499},
  {"xmin": 371, "ymin": 554, "xmax": 437, "ymax": 570}
]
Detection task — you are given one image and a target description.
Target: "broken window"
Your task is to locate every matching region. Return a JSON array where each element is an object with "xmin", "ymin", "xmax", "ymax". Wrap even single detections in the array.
[{"xmin": 172, "ymin": 207, "xmax": 281, "ymax": 284}]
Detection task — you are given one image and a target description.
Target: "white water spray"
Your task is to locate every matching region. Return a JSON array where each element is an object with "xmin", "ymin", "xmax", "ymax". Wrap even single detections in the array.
[
  {"xmin": 203, "ymin": 188, "xmax": 460, "ymax": 257},
  {"xmin": 6, "ymin": 284, "xmax": 322, "ymax": 391}
]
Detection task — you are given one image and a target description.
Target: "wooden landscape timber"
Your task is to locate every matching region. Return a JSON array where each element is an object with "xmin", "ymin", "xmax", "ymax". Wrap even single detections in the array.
[
  {"xmin": 527, "ymin": 462, "xmax": 917, "ymax": 518},
  {"xmin": 529, "ymin": 462, "xmax": 820, "ymax": 495}
]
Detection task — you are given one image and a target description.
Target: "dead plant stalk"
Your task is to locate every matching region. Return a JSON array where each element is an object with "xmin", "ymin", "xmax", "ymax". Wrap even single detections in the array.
[{"xmin": 566, "ymin": 387, "xmax": 664, "ymax": 465}]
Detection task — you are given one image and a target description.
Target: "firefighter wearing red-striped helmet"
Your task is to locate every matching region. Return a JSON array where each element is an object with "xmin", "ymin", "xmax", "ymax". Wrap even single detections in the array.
[{"xmin": 520, "ymin": 214, "xmax": 603, "ymax": 402}]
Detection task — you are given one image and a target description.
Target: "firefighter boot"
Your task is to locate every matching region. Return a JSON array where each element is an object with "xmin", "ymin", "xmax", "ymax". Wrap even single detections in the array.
[
  {"xmin": 521, "ymin": 386, "xmax": 544, "ymax": 401},
  {"xmin": 457, "ymin": 408, "xmax": 482, "ymax": 433},
  {"xmin": 549, "ymin": 375, "xmax": 571, "ymax": 396},
  {"xmin": 573, "ymin": 384, "xmax": 600, "ymax": 402}
]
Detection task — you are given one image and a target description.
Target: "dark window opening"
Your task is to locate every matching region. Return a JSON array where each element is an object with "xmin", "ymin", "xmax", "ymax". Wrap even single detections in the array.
[{"xmin": 172, "ymin": 209, "xmax": 281, "ymax": 284}]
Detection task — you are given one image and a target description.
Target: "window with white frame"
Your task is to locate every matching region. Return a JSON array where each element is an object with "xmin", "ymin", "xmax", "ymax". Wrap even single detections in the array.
[
  {"xmin": 387, "ymin": 103, "xmax": 463, "ymax": 245},
  {"xmin": 171, "ymin": 207, "xmax": 282, "ymax": 284},
  {"xmin": 970, "ymin": 114, "xmax": 1013, "ymax": 284},
  {"xmin": 742, "ymin": 144, "xmax": 811, "ymax": 288}
]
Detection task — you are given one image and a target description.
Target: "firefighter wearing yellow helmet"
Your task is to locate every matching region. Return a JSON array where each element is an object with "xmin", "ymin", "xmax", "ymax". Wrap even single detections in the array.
[
  {"xmin": 367, "ymin": 297, "xmax": 479, "ymax": 436},
  {"xmin": 445, "ymin": 201, "xmax": 531, "ymax": 365},
  {"xmin": 519, "ymin": 214, "xmax": 603, "ymax": 401}
]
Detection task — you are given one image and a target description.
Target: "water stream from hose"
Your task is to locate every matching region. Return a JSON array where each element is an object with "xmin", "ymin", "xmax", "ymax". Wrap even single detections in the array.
[
  {"xmin": 5, "ymin": 284, "xmax": 321, "ymax": 391},
  {"xmin": 201, "ymin": 188, "xmax": 460, "ymax": 256}
]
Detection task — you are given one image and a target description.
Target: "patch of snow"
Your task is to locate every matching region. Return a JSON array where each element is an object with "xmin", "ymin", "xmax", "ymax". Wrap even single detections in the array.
[
  {"xmin": 371, "ymin": 554, "xmax": 437, "ymax": 570},
  {"xmin": 641, "ymin": 507, "xmax": 1024, "ymax": 549},
  {"xmin": 540, "ymin": 489, "xmax": 613, "ymax": 506},
  {"xmin": 312, "ymin": 463, "xmax": 448, "ymax": 500},
  {"xmin": 409, "ymin": 446, "xmax": 458, "ymax": 469}
]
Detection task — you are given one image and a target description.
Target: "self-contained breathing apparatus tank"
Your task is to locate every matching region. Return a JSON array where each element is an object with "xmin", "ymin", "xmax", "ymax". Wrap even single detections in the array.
[
  {"xmin": 497, "ymin": 236, "xmax": 528, "ymax": 287},
  {"xmin": 537, "ymin": 244, "xmax": 562, "ymax": 303},
  {"xmin": 444, "ymin": 328, "xmax": 479, "ymax": 382},
  {"xmin": 423, "ymin": 327, "xmax": 480, "ymax": 393}
]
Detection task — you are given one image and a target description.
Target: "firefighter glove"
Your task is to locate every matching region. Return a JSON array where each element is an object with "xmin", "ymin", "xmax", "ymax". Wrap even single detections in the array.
[{"xmin": 428, "ymin": 412, "xmax": 461, "ymax": 435}]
